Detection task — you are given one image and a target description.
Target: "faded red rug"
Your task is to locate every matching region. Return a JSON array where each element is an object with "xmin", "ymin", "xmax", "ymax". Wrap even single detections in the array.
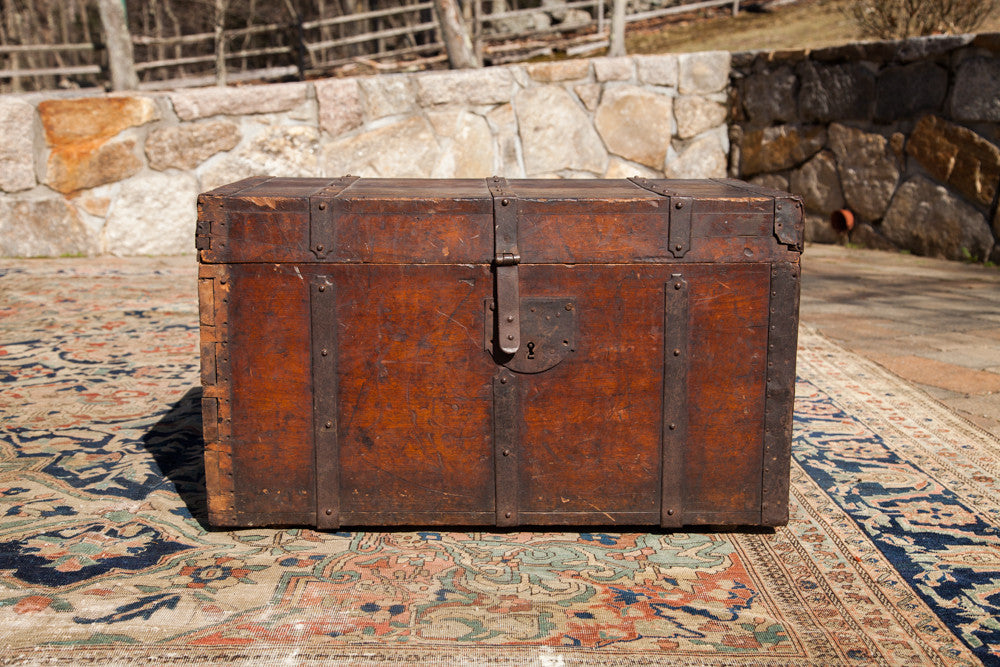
[{"xmin": 1, "ymin": 258, "xmax": 997, "ymax": 665}]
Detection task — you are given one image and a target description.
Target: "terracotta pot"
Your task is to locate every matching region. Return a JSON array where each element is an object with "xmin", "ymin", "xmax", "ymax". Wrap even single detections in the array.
[{"xmin": 830, "ymin": 209, "xmax": 855, "ymax": 233}]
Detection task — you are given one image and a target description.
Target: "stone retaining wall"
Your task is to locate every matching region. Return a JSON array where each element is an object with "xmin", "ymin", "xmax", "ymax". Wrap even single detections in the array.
[
  {"xmin": 0, "ymin": 52, "xmax": 730, "ymax": 257},
  {"xmin": 5, "ymin": 33, "xmax": 1000, "ymax": 261},
  {"xmin": 731, "ymin": 34, "xmax": 1000, "ymax": 263}
]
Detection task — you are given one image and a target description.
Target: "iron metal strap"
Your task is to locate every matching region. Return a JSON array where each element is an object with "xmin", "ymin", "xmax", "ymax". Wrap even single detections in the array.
[
  {"xmin": 486, "ymin": 176, "xmax": 521, "ymax": 355},
  {"xmin": 308, "ymin": 175, "xmax": 360, "ymax": 260},
  {"xmin": 661, "ymin": 274, "xmax": 689, "ymax": 528},
  {"xmin": 627, "ymin": 177, "xmax": 692, "ymax": 258},
  {"xmin": 311, "ymin": 278, "xmax": 340, "ymax": 529},
  {"xmin": 493, "ymin": 369, "xmax": 519, "ymax": 527}
]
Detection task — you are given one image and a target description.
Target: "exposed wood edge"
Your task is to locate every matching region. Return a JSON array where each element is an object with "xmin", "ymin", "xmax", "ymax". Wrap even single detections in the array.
[
  {"xmin": 760, "ymin": 259, "xmax": 800, "ymax": 526},
  {"xmin": 198, "ymin": 262, "xmax": 235, "ymax": 521}
]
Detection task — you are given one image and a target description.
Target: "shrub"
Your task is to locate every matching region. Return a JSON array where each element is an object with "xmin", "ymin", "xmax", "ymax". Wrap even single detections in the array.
[{"xmin": 849, "ymin": 0, "xmax": 999, "ymax": 39}]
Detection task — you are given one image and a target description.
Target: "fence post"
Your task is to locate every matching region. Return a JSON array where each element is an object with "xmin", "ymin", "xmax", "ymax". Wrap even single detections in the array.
[
  {"xmin": 214, "ymin": 0, "xmax": 227, "ymax": 86},
  {"xmin": 291, "ymin": 10, "xmax": 308, "ymax": 79},
  {"xmin": 732, "ymin": 0, "xmax": 739, "ymax": 16},
  {"xmin": 608, "ymin": 0, "xmax": 625, "ymax": 56},
  {"xmin": 96, "ymin": 0, "xmax": 138, "ymax": 90},
  {"xmin": 432, "ymin": 0, "xmax": 480, "ymax": 68}
]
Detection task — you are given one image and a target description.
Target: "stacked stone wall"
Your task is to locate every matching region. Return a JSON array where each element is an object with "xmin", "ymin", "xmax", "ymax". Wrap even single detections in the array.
[
  {"xmin": 731, "ymin": 34, "xmax": 1000, "ymax": 263},
  {"xmin": 0, "ymin": 52, "xmax": 730, "ymax": 257}
]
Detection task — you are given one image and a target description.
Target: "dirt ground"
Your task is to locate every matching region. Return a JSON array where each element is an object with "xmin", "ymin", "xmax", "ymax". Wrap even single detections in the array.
[{"xmin": 626, "ymin": 0, "xmax": 1000, "ymax": 55}]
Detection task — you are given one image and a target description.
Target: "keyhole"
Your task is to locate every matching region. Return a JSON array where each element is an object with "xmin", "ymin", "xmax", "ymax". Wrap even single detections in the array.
[{"xmin": 526, "ymin": 341, "xmax": 536, "ymax": 359}]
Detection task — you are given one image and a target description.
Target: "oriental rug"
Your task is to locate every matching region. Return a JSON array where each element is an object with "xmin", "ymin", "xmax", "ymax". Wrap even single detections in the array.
[{"xmin": 0, "ymin": 258, "xmax": 998, "ymax": 666}]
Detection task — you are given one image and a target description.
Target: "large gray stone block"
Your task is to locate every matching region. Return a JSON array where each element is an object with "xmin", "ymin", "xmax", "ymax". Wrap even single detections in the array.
[
  {"xmin": 741, "ymin": 66, "xmax": 797, "ymax": 127},
  {"xmin": 198, "ymin": 125, "xmax": 321, "ymax": 191},
  {"xmin": 486, "ymin": 103, "xmax": 524, "ymax": 177},
  {"xmin": 593, "ymin": 57, "xmax": 634, "ymax": 82},
  {"xmin": 0, "ymin": 98, "xmax": 37, "ymax": 193},
  {"xmin": 950, "ymin": 57, "xmax": 1000, "ymax": 122},
  {"xmin": 798, "ymin": 61, "xmax": 875, "ymax": 123},
  {"xmin": 739, "ymin": 124, "xmax": 826, "ymax": 176},
  {"xmin": 828, "ymin": 123, "xmax": 899, "ymax": 221},
  {"xmin": 678, "ymin": 51, "xmax": 730, "ymax": 95},
  {"xmin": 790, "ymin": 150, "xmax": 844, "ymax": 215},
  {"xmin": 635, "ymin": 55, "xmax": 678, "ymax": 86},
  {"xmin": 417, "ymin": 67, "xmax": 517, "ymax": 106},
  {"xmin": 426, "ymin": 110, "xmax": 495, "ymax": 177},
  {"xmin": 321, "ymin": 115, "xmax": 441, "ymax": 178},
  {"xmin": 907, "ymin": 114, "xmax": 1000, "ymax": 208},
  {"xmin": 674, "ymin": 95, "xmax": 727, "ymax": 139},
  {"xmin": 515, "ymin": 85, "xmax": 606, "ymax": 175},
  {"xmin": 315, "ymin": 78, "xmax": 363, "ymax": 137},
  {"xmin": 874, "ymin": 62, "xmax": 947, "ymax": 122},
  {"xmin": 594, "ymin": 86, "xmax": 672, "ymax": 169},
  {"xmin": 881, "ymin": 176, "xmax": 994, "ymax": 261},
  {"xmin": 0, "ymin": 193, "xmax": 95, "ymax": 257},
  {"xmin": 169, "ymin": 82, "xmax": 309, "ymax": 121},
  {"xmin": 145, "ymin": 121, "xmax": 241, "ymax": 171},
  {"xmin": 358, "ymin": 75, "xmax": 416, "ymax": 121},
  {"xmin": 103, "ymin": 171, "xmax": 200, "ymax": 255},
  {"xmin": 664, "ymin": 133, "xmax": 727, "ymax": 179}
]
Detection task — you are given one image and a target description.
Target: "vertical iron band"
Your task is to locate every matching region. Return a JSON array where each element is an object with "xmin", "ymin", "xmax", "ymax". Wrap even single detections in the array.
[
  {"xmin": 308, "ymin": 175, "xmax": 360, "ymax": 260},
  {"xmin": 661, "ymin": 274, "xmax": 689, "ymax": 528},
  {"xmin": 627, "ymin": 177, "xmax": 692, "ymax": 258},
  {"xmin": 493, "ymin": 368, "xmax": 519, "ymax": 527},
  {"xmin": 761, "ymin": 261, "xmax": 800, "ymax": 526},
  {"xmin": 311, "ymin": 278, "xmax": 340, "ymax": 529}
]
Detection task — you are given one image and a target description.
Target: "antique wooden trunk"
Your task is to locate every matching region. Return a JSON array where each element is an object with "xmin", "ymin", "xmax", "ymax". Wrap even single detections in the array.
[{"xmin": 196, "ymin": 177, "xmax": 803, "ymax": 530}]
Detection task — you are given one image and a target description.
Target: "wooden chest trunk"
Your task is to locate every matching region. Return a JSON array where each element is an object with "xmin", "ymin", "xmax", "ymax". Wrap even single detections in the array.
[{"xmin": 196, "ymin": 177, "xmax": 803, "ymax": 530}]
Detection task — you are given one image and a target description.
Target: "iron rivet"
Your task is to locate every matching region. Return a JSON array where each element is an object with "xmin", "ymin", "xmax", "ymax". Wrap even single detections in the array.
[
  {"xmin": 505, "ymin": 512, "xmax": 512, "ymax": 519},
  {"xmin": 321, "ymin": 349, "xmax": 329, "ymax": 356},
  {"xmin": 675, "ymin": 202, "xmax": 683, "ymax": 209},
  {"xmin": 318, "ymin": 285, "xmax": 326, "ymax": 292},
  {"xmin": 673, "ymin": 349, "xmax": 681, "ymax": 356},
  {"xmin": 219, "ymin": 278, "xmax": 227, "ymax": 284},
  {"xmin": 667, "ymin": 509, "xmax": 675, "ymax": 516},
  {"xmin": 489, "ymin": 302, "xmax": 495, "ymax": 311},
  {"xmin": 325, "ymin": 421, "xmax": 333, "ymax": 428},
  {"xmin": 501, "ymin": 198, "xmax": 509, "ymax": 206},
  {"xmin": 317, "ymin": 244, "xmax": 325, "ymax": 252},
  {"xmin": 776, "ymin": 204, "xmax": 782, "ymax": 210},
  {"xmin": 325, "ymin": 508, "xmax": 333, "ymax": 516},
  {"xmin": 507, "ymin": 334, "xmax": 514, "ymax": 341},
  {"xmin": 674, "ymin": 282, "xmax": 681, "ymax": 290},
  {"xmin": 675, "ymin": 244, "xmax": 683, "ymax": 251},
  {"xmin": 318, "ymin": 202, "xmax": 327, "ymax": 210},
  {"xmin": 669, "ymin": 423, "xmax": 676, "ymax": 430},
  {"xmin": 500, "ymin": 377, "xmax": 507, "ymax": 384},
  {"xmin": 507, "ymin": 315, "xmax": 514, "ymax": 322},
  {"xmin": 503, "ymin": 449, "xmax": 510, "ymax": 456},
  {"xmin": 530, "ymin": 307, "xmax": 536, "ymax": 312},
  {"xmin": 565, "ymin": 303, "xmax": 573, "ymax": 311}
]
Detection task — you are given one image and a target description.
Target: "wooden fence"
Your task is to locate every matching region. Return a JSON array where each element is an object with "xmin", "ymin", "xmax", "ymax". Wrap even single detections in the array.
[{"xmin": 0, "ymin": 0, "xmax": 750, "ymax": 93}]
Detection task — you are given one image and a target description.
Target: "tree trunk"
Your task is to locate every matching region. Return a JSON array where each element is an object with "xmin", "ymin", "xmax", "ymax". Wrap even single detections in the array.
[
  {"xmin": 432, "ymin": 0, "xmax": 480, "ymax": 68},
  {"xmin": 607, "ymin": 0, "xmax": 626, "ymax": 57},
  {"xmin": 96, "ymin": 0, "xmax": 139, "ymax": 90}
]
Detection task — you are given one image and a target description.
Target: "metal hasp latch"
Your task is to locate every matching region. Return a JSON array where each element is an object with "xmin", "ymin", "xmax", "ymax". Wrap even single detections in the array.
[{"xmin": 487, "ymin": 176, "xmax": 521, "ymax": 354}]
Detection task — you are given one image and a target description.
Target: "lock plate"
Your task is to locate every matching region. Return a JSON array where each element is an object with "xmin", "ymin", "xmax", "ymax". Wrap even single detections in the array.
[{"xmin": 485, "ymin": 297, "xmax": 577, "ymax": 374}]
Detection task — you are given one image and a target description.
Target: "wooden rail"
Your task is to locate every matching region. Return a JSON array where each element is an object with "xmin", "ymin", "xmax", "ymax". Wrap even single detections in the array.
[{"xmin": 1, "ymin": 0, "xmax": 753, "ymax": 92}]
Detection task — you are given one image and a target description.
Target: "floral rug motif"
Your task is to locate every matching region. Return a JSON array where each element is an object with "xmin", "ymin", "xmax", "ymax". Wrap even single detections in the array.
[{"xmin": 1, "ymin": 258, "xmax": 998, "ymax": 666}]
